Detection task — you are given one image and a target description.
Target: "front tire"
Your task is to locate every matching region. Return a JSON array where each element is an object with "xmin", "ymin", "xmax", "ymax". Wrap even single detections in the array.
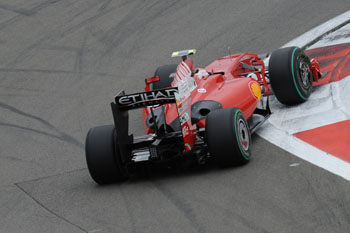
[
  {"xmin": 269, "ymin": 47, "xmax": 313, "ymax": 105},
  {"xmin": 205, "ymin": 108, "xmax": 251, "ymax": 166},
  {"xmin": 85, "ymin": 125, "xmax": 129, "ymax": 184}
]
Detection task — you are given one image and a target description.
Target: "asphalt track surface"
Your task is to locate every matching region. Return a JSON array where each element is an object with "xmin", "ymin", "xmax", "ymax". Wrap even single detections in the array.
[{"xmin": 1, "ymin": 1, "xmax": 350, "ymax": 232}]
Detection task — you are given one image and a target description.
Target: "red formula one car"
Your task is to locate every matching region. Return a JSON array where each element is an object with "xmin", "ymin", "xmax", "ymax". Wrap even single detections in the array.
[{"xmin": 85, "ymin": 47, "xmax": 322, "ymax": 184}]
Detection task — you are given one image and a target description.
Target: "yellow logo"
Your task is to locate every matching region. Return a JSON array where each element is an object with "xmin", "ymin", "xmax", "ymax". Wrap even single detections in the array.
[{"xmin": 250, "ymin": 82, "xmax": 261, "ymax": 101}]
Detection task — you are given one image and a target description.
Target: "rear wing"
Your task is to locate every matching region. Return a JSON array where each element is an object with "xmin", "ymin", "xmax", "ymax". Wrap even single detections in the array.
[
  {"xmin": 114, "ymin": 88, "xmax": 178, "ymax": 110},
  {"xmin": 111, "ymin": 48, "xmax": 198, "ymax": 161},
  {"xmin": 110, "ymin": 87, "xmax": 179, "ymax": 163}
]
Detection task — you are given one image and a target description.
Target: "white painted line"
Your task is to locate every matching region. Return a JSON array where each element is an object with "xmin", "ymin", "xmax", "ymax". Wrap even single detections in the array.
[
  {"xmin": 258, "ymin": 75, "xmax": 350, "ymax": 180},
  {"xmin": 257, "ymin": 11, "xmax": 350, "ymax": 181},
  {"xmin": 289, "ymin": 163, "xmax": 300, "ymax": 167},
  {"xmin": 283, "ymin": 10, "xmax": 350, "ymax": 48},
  {"xmin": 258, "ymin": 120, "xmax": 350, "ymax": 181},
  {"xmin": 267, "ymin": 78, "xmax": 350, "ymax": 134}
]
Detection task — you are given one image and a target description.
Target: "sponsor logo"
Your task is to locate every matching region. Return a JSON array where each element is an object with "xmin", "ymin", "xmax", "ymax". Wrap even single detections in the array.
[
  {"xmin": 197, "ymin": 88, "xmax": 207, "ymax": 93},
  {"xmin": 249, "ymin": 81, "xmax": 261, "ymax": 101},
  {"xmin": 179, "ymin": 111, "xmax": 190, "ymax": 125},
  {"xmin": 174, "ymin": 61, "xmax": 191, "ymax": 82},
  {"xmin": 117, "ymin": 88, "xmax": 178, "ymax": 106},
  {"xmin": 178, "ymin": 102, "xmax": 188, "ymax": 114},
  {"xmin": 182, "ymin": 126, "xmax": 189, "ymax": 136}
]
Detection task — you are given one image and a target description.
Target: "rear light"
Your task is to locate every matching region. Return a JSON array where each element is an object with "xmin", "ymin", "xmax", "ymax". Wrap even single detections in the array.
[
  {"xmin": 145, "ymin": 75, "xmax": 160, "ymax": 84},
  {"xmin": 144, "ymin": 76, "xmax": 160, "ymax": 91}
]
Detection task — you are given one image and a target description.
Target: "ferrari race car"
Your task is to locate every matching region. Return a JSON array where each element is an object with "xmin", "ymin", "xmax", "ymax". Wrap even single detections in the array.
[{"xmin": 85, "ymin": 46, "xmax": 322, "ymax": 184}]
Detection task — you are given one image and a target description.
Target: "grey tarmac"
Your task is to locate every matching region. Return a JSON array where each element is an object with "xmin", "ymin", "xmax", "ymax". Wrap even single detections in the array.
[{"xmin": 1, "ymin": 1, "xmax": 350, "ymax": 232}]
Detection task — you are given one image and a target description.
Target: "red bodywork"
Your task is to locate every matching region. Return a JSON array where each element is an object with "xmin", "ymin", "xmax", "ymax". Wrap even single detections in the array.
[
  {"xmin": 142, "ymin": 49, "xmax": 325, "ymax": 151},
  {"xmin": 305, "ymin": 43, "xmax": 350, "ymax": 86},
  {"xmin": 143, "ymin": 53, "xmax": 267, "ymax": 134}
]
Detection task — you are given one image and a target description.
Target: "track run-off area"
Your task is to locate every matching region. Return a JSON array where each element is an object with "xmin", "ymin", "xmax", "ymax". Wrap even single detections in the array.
[
  {"xmin": 257, "ymin": 10, "xmax": 350, "ymax": 181},
  {"xmin": 1, "ymin": 1, "xmax": 350, "ymax": 233}
]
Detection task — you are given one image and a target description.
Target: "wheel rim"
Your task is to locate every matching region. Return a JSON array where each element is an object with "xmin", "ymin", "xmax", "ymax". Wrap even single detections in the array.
[
  {"xmin": 298, "ymin": 58, "xmax": 311, "ymax": 88},
  {"xmin": 237, "ymin": 118, "xmax": 250, "ymax": 152}
]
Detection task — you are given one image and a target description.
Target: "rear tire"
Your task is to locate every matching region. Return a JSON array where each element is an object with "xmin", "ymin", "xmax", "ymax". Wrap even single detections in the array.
[
  {"xmin": 85, "ymin": 125, "xmax": 128, "ymax": 184},
  {"xmin": 206, "ymin": 108, "xmax": 251, "ymax": 166},
  {"xmin": 151, "ymin": 64, "xmax": 178, "ymax": 90},
  {"xmin": 269, "ymin": 47, "xmax": 313, "ymax": 105}
]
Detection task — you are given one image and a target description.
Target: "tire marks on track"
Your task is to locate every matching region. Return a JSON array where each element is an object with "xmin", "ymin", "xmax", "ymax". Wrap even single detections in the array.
[
  {"xmin": 119, "ymin": 187, "xmax": 138, "ymax": 233},
  {"xmin": 151, "ymin": 180, "xmax": 206, "ymax": 233},
  {"xmin": 1, "ymin": 0, "xmax": 123, "ymax": 69},
  {"xmin": 15, "ymin": 183, "xmax": 88, "ymax": 233},
  {"xmin": 0, "ymin": 0, "xmax": 64, "ymax": 29},
  {"xmin": 0, "ymin": 102, "xmax": 83, "ymax": 149}
]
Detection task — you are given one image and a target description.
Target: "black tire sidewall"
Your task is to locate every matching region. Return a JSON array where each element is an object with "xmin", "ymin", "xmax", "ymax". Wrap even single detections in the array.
[
  {"xmin": 269, "ymin": 47, "xmax": 313, "ymax": 105},
  {"xmin": 85, "ymin": 125, "xmax": 128, "ymax": 184},
  {"xmin": 206, "ymin": 108, "xmax": 251, "ymax": 166}
]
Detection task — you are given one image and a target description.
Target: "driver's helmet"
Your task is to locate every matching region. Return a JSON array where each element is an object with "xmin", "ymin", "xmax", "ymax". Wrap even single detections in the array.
[{"xmin": 194, "ymin": 69, "xmax": 210, "ymax": 79}]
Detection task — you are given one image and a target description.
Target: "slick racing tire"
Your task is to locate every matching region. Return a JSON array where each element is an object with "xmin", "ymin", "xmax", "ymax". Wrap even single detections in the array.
[
  {"xmin": 151, "ymin": 64, "xmax": 178, "ymax": 90},
  {"xmin": 85, "ymin": 125, "xmax": 129, "ymax": 184},
  {"xmin": 269, "ymin": 47, "xmax": 313, "ymax": 105},
  {"xmin": 206, "ymin": 108, "xmax": 251, "ymax": 166}
]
